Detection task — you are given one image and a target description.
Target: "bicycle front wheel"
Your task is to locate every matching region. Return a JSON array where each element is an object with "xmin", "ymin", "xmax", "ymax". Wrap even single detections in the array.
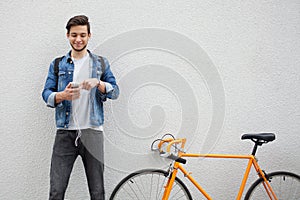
[
  {"xmin": 244, "ymin": 171, "xmax": 300, "ymax": 200},
  {"xmin": 110, "ymin": 169, "xmax": 192, "ymax": 200}
]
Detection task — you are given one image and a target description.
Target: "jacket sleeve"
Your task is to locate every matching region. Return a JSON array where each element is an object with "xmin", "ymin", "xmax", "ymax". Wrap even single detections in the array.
[{"xmin": 41, "ymin": 60, "xmax": 58, "ymax": 108}]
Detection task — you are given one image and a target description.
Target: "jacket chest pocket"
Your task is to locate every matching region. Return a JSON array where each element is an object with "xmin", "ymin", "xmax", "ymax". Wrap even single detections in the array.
[
  {"xmin": 96, "ymin": 70, "xmax": 102, "ymax": 80},
  {"xmin": 58, "ymin": 71, "xmax": 66, "ymax": 91}
]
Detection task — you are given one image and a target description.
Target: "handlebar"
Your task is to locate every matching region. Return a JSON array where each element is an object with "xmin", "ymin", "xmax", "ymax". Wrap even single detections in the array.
[
  {"xmin": 167, "ymin": 153, "xmax": 187, "ymax": 164},
  {"xmin": 151, "ymin": 134, "xmax": 187, "ymax": 164}
]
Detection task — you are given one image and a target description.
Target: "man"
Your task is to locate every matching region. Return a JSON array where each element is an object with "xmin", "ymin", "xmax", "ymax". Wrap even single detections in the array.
[{"xmin": 42, "ymin": 15, "xmax": 119, "ymax": 200}]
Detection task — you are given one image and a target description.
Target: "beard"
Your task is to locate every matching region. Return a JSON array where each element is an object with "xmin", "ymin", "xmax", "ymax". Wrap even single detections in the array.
[{"xmin": 70, "ymin": 43, "xmax": 87, "ymax": 52}]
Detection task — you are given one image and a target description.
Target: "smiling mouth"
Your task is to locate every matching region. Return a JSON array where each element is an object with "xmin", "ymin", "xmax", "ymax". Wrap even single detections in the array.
[
  {"xmin": 75, "ymin": 43, "xmax": 83, "ymax": 47},
  {"xmin": 71, "ymin": 43, "xmax": 87, "ymax": 52}
]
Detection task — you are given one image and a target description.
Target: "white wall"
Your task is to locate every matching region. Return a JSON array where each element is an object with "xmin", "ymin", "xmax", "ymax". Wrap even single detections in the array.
[{"xmin": 1, "ymin": 0, "xmax": 299, "ymax": 199}]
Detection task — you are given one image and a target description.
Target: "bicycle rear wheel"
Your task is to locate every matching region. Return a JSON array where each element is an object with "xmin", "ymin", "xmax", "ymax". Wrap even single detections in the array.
[
  {"xmin": 110, "ymin": 169, "xmax": 192, "ymax": 200},
  {"xmin": 244, "ymin": 171, "xmax": 300, "ymax": 200}
]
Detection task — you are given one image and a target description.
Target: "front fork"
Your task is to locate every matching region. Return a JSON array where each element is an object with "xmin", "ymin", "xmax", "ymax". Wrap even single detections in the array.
[{"xmin": 162, "ymin": 162, "xmax": 180, "ymax": 200}]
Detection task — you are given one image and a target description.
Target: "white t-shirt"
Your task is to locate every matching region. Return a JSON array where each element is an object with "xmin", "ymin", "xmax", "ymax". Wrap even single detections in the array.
[{"xmin": 68, "ymin": 53, "xmax": 102, "ymax": 131}]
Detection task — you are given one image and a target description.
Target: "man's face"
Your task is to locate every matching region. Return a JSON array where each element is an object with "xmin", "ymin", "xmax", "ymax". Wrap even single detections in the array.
[{"xmin": 67, "ymin": 25, "xmax": 91, "ymax": 52}]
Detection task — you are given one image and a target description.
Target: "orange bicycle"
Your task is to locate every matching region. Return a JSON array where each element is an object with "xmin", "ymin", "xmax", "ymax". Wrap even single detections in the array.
[{"xmin": 110, "ymin": 133, "xmax": 300, "ymax": 199}]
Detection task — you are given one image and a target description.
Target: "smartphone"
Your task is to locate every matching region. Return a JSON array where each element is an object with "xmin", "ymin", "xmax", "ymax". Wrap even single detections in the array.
[{"xmin": 70, "ymin": 82, "xmax": 79, "ymax": 88}]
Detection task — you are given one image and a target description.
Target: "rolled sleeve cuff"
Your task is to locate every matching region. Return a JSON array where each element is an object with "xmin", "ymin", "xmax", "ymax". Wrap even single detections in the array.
[
  {"xmin": 104, "ymin": 82, "xmax": 114, "ymax": 93},
  {"xmin": 47, "ymin": 92, "xmax": 57, "ymax": 108}
]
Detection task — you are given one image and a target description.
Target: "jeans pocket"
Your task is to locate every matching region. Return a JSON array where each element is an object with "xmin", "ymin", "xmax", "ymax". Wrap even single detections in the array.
[{"xmin": 53, "ymin": 130, "xmax": 77, "ymax": 155}]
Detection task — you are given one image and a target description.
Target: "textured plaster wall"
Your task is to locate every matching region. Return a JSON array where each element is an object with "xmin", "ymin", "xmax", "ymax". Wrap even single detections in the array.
[{"xmin": 1, "ymin": 0, "xmax": 299, "ymax": 199}]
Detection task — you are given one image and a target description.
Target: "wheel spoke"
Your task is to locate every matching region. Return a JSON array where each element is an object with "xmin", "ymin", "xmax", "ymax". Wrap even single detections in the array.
[
  {"xmin": 245, "ymin": 171, "xmax": 300, "ymax": 200},
  {"xmin": 110, "ymin": 169, "xmax": 192, "ymax": 200}
]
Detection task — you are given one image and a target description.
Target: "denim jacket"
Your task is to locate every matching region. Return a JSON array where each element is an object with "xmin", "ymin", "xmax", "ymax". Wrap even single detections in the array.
[{"xmin": 42, "ymin": 50, "xmax": 119, "ymax": 128}]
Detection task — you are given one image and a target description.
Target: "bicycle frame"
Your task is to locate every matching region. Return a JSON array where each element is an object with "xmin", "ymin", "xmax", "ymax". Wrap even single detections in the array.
[
  {"xmin": 110, "ymin": 133, "xmax": 299, "ymax": 200},
  {"xmin": 162, "ymin": 153, "xmax": 278, "ymax": 200}
]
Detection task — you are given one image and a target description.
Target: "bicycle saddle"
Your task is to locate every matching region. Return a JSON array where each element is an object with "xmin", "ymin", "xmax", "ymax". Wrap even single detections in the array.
[{"xmin": 241, "ymin": 133, "xmax": 276, "ymax": 142}]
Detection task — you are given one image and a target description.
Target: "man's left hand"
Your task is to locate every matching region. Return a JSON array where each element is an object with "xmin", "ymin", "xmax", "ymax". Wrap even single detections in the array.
[{"xmin": 81, "ymin": 78, "xmax": 99, "ymax": 90}]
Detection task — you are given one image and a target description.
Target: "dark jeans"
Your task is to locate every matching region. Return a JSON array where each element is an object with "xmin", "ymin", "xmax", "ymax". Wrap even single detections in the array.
[{"xmin": 49, "ymin": 129, "xmax": 104, "ymax": 200}]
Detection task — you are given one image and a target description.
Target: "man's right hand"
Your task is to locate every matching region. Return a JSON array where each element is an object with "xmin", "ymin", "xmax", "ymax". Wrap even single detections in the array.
[{"xmin": 55, "ymin": 82, "xmax": 81, "ymax": 104}]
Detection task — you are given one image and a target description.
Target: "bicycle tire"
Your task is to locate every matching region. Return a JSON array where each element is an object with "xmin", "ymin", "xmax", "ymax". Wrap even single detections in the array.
[
  {"xmin": 109, "ymin": 169, "xmax": 193, "ymax": 200},
  {"xmin": 244, "ymin": 171, "xmax": 300, "ymax": 200}
]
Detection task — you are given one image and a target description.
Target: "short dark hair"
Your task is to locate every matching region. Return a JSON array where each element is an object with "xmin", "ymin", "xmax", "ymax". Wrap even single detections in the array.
[{"xmin": 66, "ymin": 15, "xmax": 90, "ymax": 34}]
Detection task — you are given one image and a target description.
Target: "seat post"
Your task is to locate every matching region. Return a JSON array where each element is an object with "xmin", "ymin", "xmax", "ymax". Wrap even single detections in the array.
[
  {"xmin": 251, "ymin": 143, "xmax": 258, "ymax": 156},
  {"xmin": 251, "ymin": 140, "xmax": 264, "ymax": 156}
]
